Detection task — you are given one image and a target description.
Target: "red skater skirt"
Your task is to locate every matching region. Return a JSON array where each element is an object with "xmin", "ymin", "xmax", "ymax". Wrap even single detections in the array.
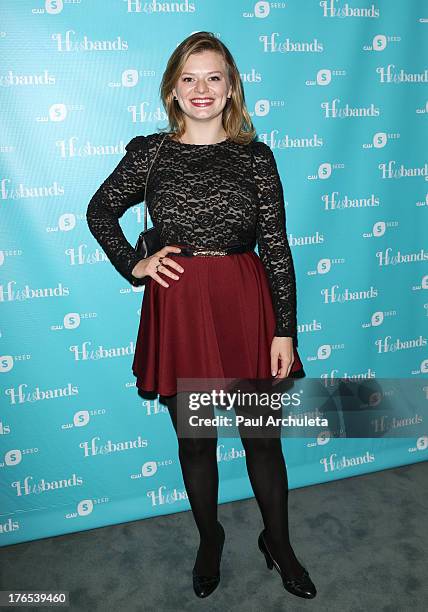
[{"xmin": 132, "ymin": 248, "xmax": 305, "ymax": 398}]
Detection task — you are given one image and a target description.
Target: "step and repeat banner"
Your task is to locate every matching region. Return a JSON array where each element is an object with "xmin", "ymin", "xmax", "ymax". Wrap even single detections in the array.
[{"xmin": 1, "ymin": 1, "xmax": 427, "ymax": 546}]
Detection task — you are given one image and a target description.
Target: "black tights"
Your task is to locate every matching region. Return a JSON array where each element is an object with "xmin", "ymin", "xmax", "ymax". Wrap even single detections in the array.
[
  {"xmin": 164, "ymin": 392, "xmax": 305, "ymax": 578},
  {"xmin": 165, "ymin": 392, "xmax": 220, "ymax": 575}
]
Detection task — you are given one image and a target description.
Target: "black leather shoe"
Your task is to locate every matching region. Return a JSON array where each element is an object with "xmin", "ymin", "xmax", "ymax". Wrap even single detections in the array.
[
  {"xmin": 258, "ymin": 529, "xmax": 317, "ymax": 599},
  {"xmin": 192, "ymin": 521, "xmax": 225, "ymax": 598}
]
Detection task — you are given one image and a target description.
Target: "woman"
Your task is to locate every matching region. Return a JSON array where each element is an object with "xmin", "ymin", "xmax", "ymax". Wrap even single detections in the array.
[{"xmin": 86, "ymin": 31, "xmax": 316, "ymax": 600}]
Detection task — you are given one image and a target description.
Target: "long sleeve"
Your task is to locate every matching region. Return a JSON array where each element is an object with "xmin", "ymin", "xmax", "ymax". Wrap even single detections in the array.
[
  {"xmin": 252, "ymin": 141, "xmax": 298, "ymax": 341},
  {"xmin": 86, "ymin": 136, "xmax": 149, "ymax": 286}
]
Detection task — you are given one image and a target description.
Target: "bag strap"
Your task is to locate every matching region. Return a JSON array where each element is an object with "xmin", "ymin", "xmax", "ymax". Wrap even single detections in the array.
[
  {"xmin": 143, "ymin": 132, "xmax": 168, "ymax": 231},
  {"xmin": 249, "ymin": 139, "xmax": 257, "ymax": 211}
]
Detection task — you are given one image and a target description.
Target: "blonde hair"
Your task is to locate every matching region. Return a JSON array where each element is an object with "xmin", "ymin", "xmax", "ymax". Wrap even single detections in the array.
[{"xmin": 159, "ymin": 31, "xmax": 256, "ymax": 145}]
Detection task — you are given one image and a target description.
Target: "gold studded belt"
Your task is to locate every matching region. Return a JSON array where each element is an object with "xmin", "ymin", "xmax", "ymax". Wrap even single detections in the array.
[{"xmin": 173, "ymin": 243, "xmax": 255, "ymax": 257}]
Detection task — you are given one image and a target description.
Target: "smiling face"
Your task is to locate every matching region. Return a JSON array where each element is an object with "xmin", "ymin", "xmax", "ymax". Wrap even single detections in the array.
[{"xmin": 172, "ymin": 49, "xmax": 232, "ymax": 124}]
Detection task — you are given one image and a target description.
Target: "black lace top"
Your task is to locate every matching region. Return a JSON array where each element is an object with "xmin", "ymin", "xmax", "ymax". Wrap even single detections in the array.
[{"xmin": 86, "ymin": 132, "xmax": 298, "ymax": 340}]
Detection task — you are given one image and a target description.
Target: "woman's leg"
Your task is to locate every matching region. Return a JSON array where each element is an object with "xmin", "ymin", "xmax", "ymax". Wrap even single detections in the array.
[
  {"xmin": 165, "ymin": 392, "xmax": 222, "ymax": 575},
  {"xmin": 238, "ymin": 424, "xmax": 305, "ymax": 578}
]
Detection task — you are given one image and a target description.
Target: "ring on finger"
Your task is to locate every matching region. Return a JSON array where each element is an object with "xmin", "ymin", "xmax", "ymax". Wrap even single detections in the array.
[{"xmin": 156, "ymin": 256, "xmax": 164, "ymax": 272}]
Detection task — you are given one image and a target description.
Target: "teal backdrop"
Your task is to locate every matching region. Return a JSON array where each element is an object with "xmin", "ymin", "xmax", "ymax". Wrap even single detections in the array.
[{"xmin": 1, "ymin": 0, "xmax": 427, "ymax": 546}]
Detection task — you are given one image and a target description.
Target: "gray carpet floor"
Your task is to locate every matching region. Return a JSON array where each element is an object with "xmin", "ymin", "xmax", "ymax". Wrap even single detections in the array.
[{"xmin": 1, "ymin": 460, "xmax": 427, "ymax": 612}]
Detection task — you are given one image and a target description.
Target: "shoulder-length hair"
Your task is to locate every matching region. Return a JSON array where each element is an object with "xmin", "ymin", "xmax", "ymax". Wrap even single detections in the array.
[{"xmin": 159, "ymin": 31, "xmax": 256, "ymax": 145}]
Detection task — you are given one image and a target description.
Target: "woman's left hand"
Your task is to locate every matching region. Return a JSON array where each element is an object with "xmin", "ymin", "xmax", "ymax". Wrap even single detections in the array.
[{"xmin": 271, "ymin": 337, "xmax": 294, "ymax": 380}]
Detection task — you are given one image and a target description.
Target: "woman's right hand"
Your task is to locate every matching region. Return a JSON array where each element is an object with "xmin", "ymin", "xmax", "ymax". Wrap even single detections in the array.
[{"xmin": 131, "ymin": 245, "xmax": 184, "ymax": 287}]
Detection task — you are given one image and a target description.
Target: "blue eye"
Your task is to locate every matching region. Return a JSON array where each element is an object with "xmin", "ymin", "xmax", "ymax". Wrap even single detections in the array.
[{"xmin": 181, "ymin": 75, "xmax": 222, "ymax": 82}]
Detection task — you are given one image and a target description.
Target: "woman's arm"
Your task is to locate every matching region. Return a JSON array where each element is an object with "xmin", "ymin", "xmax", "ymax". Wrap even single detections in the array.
[
  {"xmin": 252, "ymin": 140, "xmax": 298, "ymax": 343},
  {"xmin": 86, "ymin": 136, "xmax": 149, "ymax": 285}
]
